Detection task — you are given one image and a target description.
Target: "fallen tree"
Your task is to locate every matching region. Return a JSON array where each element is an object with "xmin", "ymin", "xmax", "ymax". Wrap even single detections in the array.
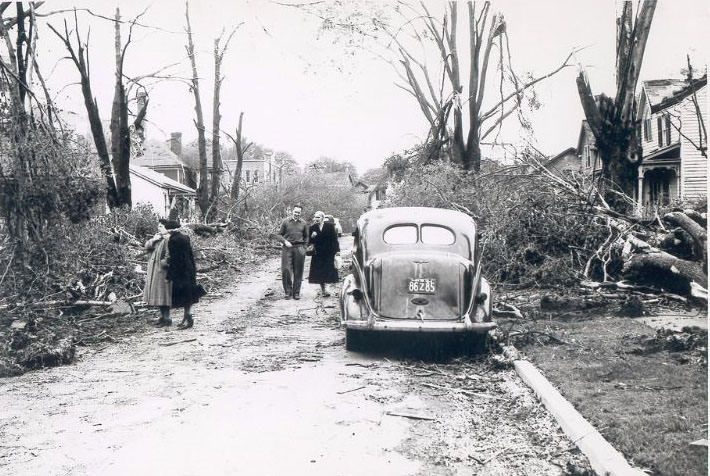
[{"xmin": 528, "ymin": 153, "xmax": 708, "ymax": 306}]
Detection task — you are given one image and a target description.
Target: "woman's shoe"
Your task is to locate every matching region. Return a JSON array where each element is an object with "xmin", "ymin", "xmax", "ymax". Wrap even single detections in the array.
[
  {"xmin": 322, "ymin": 291, "xmax": 331, "ymax": 297},
  {"xmin": 178, "ymin": 315, "xmax": 194, "ymax": 330},
  {"xmin": 155, "ymin": 318, "xmax": 172, "ymax": 328}
]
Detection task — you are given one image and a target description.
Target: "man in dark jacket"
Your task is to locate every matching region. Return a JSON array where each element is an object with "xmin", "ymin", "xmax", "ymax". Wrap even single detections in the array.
[{"xmin": 277, "ymin": 205, "xmax": 309, "ymax": 299}]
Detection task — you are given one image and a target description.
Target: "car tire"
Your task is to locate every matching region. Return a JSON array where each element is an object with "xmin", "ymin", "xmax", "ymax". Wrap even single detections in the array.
[
  {"xmin": 463, "ymin": 333, "xmax": 489, "ymax": 355},
  {"xmin": 345, "ymin": 328, "xmax": 367, "ymax": 352}
]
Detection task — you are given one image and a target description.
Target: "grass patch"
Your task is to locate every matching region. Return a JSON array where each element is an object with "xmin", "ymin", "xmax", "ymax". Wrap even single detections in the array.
[{"xmin": 519, "ymin": 316, "xmax": 707, "ymax": 476}]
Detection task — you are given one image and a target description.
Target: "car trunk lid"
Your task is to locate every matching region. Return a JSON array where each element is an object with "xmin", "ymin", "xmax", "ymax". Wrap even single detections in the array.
[{"xmin": 367, "ymin": 251, "xmax": 471, "ymax": 320}]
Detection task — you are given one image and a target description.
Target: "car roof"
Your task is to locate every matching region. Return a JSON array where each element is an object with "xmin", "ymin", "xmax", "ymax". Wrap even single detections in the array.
[
  {"xmin": 357, "ymin": 207, "xmax": 477, "ymax": 260},
  {"xmin": 358, "ymin": 207, "xmax": 476, "ymax": 232}
]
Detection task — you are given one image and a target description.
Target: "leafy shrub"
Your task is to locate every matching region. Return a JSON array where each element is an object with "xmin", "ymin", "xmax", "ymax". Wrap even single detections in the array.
[
  {"xmin": 105, "ymin": 204, "xmax": 161, "ymax": 241},
  {"xmin": 234, "ymin": 173, "xmax": 367, "ymax": 235},
  {"xmin": 0, "ymin": 213, "xmax": 143, "ymax": 304}
]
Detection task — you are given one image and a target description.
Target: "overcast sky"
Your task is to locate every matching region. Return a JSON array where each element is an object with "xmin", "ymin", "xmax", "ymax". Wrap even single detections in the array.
[{"xmin": 32, "ymin": 0, "xmax": 709, "ymax": 173}]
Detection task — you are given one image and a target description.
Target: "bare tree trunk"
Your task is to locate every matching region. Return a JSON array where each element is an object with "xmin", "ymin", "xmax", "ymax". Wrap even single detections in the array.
[
  {"xmin": 110, "ymin": 7, "xmax": 131, "ymax": 208},
  {"xmin": 185, "ymin": 1, "xmax": 209, "ymax": 220},
  {"xmin": 230, "ymin": 112, "xmax": 246, "ymax": 203},
  {"xmin": 133, "ymin": 89, "xmax": 148, "ymax": 151},
  {"xmin": 394, "ymin": 1, "xmax": 570, "ymax": 173},
  {"xmin": 0, "ymin": 4, "xmax": 31, "ymax": 247},
  {"xmin": 48, "ymin": 18, "xmax": 120, "ymax": 209},
  {"xmin": 210, "ymin": 37, "xmax": 223, "ymax": 221},
  {"xmin": 576, "ymin": 0, "xmax": 657, "ymax": 209}
]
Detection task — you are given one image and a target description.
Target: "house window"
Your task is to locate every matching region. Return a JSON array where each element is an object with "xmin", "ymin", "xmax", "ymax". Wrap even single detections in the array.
[
  {"xmin": 644, "ymin": 118, "xmax": 652, "ymax": 141},
  {"xmin": 656, "ymin": 114, "xmax": 673, "ymax": 148},
  {"xmin": 245, "ymin": 170, "xmax": 250, "ymax": 182},
  {"xmin": 254, "ymin": 171, "xmax": 259, "ymax": 183},
  {"xmin": 585, "ymin": 145, "xmax": 591, "ymax": 168}
]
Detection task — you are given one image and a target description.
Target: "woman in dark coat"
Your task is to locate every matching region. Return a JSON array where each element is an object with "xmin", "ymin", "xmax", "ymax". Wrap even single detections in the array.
[
  {"xmin": 308, "ymin": 211, "xmax": 340, "ymax": 296},
  {"xmin": 164, "ymin": 220, "xmax": 204, "ymax": 329}
]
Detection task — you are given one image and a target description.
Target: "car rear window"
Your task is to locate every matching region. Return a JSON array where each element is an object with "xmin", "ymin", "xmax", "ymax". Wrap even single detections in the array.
[
  {"xmin": 421, "ymin": 225, "xmax": 455, "ymax": 245},
  {"xmin": 383, "ymin": 225, "xmax": 418, "ymax": 244}
]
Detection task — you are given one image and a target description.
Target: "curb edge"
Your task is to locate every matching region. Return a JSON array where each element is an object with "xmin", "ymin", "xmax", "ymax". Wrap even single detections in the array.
[{"xmin": 513, "ymin": 359, "xmax": 646, "ymax": 476}]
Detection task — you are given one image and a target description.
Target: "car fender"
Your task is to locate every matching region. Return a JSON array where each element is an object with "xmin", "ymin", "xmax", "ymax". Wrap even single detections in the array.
[
  {"xmin": 340, "ymin": 274, "xmax": 358, "ymax": 325},
  {"xmin": 470, "ymin": 277, "xmax": 492, "ymax": 323},
  {"xmin": 340, "ymin": 274, "xmax": 372, "ymax": 326}
]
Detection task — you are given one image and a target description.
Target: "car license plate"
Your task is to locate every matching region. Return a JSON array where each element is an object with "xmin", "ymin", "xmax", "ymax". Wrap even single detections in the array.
[{"xmin": 407, "ymin": 278, "xmax": 436, "ymax": 294}]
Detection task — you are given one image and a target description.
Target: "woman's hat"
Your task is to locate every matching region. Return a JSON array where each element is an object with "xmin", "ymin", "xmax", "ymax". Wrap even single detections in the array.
[{"xmin": 159, "ymin": 218, "xmax": 181, "ymax": 230}]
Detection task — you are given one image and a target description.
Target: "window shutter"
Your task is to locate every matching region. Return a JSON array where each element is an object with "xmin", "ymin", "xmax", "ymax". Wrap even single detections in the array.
[
  {"xmin": 657, "ymin": 116, "xmax": 663, "ymax": 147},
  {"xmin": 665, "ymin": 114, "xmax": 671, "ymax": 145}
]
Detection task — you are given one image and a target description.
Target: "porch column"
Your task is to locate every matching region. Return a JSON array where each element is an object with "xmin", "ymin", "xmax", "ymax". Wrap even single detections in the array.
[{"xmin": 636, "ymin": 169, "xmax": 645, "ymax": 216}]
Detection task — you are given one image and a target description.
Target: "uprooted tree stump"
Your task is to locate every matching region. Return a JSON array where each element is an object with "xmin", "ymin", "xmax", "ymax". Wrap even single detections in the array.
[
  {"xmin": 663, "ymin": 211, "xmax": 707, "ymax": 268},
  {"xmin": 623, "ymin": 249, "xmax": 707, "ymax": 295},
  {"xmin": 606, "ymin": 211, "xmax": 708, "ymax": 305}
]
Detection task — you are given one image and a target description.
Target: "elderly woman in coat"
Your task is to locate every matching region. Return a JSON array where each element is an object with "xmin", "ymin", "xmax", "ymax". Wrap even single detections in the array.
[
  {"xmin": 307, "ymin": 211, "xmax": 340, "ymax": 296},
  {"xmin": 143, "ymin": 219, "xmax": 204, "ymax": 329}
]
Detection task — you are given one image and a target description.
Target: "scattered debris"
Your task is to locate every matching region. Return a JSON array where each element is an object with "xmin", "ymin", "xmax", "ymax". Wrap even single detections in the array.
[
  {"xmin": 623, "ymin": 326, "xmax": 708, "ymax": 364},
  {"xmin": 158, "ymin": 338, "xmax": 198, "ymax": 347},
  {"xmin": 385, "ymin": 411, "xmax": 436, "ymax": 421},
  {"xmin": 336, "ymin": 385, "xmax": 367, "ymax": 395}
]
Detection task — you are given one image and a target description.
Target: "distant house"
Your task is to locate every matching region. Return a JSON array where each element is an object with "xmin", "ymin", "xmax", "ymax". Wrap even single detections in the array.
[
  {"xmin": 134, "ymin": 131, "xmax": 284, "ymax": 195},
  {"xmin": 349, "ymin": 175, "xmax": 369, "ymax": 194},
  {"xmin": 223, "ymin": 150, "xmax": 283, "ymax": 186},
  {"xmin": 544, "ymin": 147, "xmax": 580, "ymax": 177},
  {"xmin": 133, "ymin": 134, "xmax": 194, "ymax": 188},
  {"xmin": 366, "ymin": 182, "xmax": 388, "ymax": 209},
  {"xmin": 130, "ymin": 164, "xmax": 196, "ymax": 219},
  {"xmin": 637, "ymin": 75, "xmax": 708, "ymax": 211},
  {"xmin": 349, "ymin": 174, "xmax": 388, "ymax": 210}
]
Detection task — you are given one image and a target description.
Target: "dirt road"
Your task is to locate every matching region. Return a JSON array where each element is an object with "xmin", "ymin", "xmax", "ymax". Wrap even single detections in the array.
[{"xmin": 0, "ymin": 238, "xmax": 591, "ymax": 475}]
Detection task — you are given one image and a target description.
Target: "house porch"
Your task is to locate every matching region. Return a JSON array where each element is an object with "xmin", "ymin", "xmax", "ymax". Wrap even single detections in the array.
[{"xmin": 636, "ymin": 144, "xmax": 681, "ymax": 217}]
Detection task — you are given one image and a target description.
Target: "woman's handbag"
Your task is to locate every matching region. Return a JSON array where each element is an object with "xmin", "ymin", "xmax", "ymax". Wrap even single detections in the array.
[{"xmin": 305, "ymin": 244, "xmax": 315, "ymax": 256}]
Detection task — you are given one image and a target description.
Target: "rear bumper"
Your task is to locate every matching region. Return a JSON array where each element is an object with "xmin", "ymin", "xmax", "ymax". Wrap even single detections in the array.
[
  {"xmin": 344, "ymin": 319, "xmax": 497, "ymax": 334},
  {"xmin": 339, "ymin": 273, "xmax": 496, "ymax": 334}
]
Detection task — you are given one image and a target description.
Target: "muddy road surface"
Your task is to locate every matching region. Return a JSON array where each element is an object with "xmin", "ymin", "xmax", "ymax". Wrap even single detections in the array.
[{"xmin": 0, "ymin": 238, "xmax": 591, "ymax": 475}]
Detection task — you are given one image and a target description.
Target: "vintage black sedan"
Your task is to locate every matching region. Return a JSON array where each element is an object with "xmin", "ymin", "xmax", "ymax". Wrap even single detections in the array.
[{"xmin": 340, "ymin": 207, "xmax": 495, "ymax": 351}]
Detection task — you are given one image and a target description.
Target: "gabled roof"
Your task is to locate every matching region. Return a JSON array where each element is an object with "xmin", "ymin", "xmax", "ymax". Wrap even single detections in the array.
[
  {"xmin": 348, "ymin": 173, "xmax": 370, "ymax": 191},
  {"xmin": 546, "ymin": 147, "xmax": 577, "ymax": 168},
  {"xmin": 129, "ymin": 164, "xmax": 195, "ymax": 194},
  {"xmin": 641, "ymin": 75, "xmax": 707, "ymax": 113},
  {"xmin": 133, "ymin": 139, "xmax": 191, "ymax": 169}
]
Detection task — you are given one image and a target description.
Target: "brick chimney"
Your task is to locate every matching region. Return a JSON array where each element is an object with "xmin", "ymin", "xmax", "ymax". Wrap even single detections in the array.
[{"xmin": 170, "ymin": 132, "xmax": 182, "ymax": 157}]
